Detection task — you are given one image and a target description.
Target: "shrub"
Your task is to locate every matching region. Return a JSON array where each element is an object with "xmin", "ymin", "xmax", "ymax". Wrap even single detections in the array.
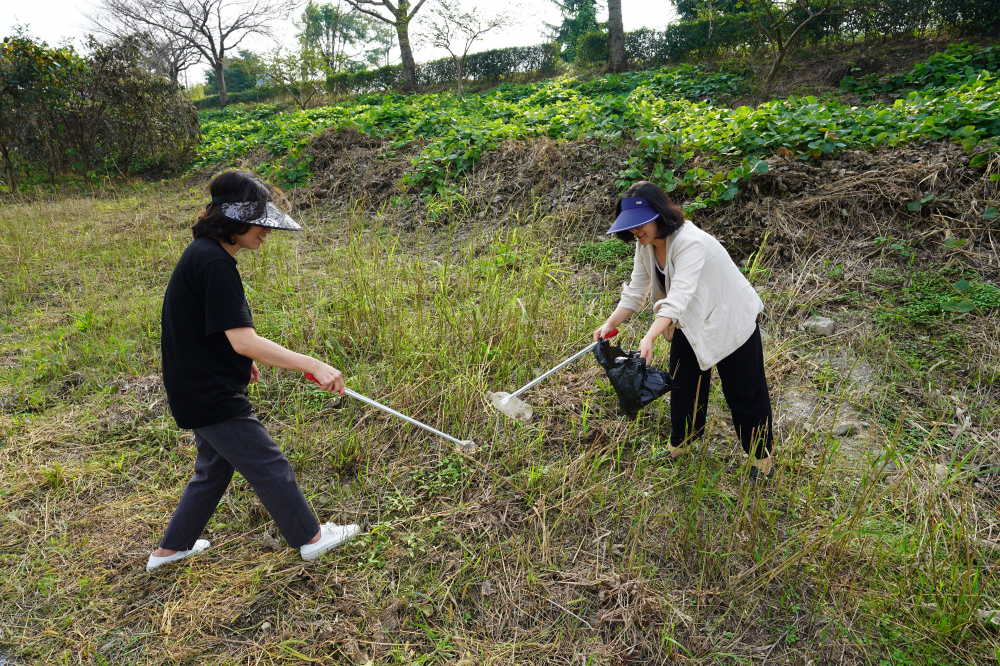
[
  {"xmin": 0, "ymin": 33, "xmax": 199, "ymax": 187},
  {"xmin": 576, "ymin": 31, "xmax": 610, "ymax": 65}
]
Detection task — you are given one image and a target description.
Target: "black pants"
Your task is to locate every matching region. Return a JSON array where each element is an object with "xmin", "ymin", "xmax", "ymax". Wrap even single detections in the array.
[
  {"xmin": 160, "ymin": 413, "xmax": 320, "ymax": 551},
  {"xmin": 669, "ymin": 324, "xmax": 773, "ymax": 459}
]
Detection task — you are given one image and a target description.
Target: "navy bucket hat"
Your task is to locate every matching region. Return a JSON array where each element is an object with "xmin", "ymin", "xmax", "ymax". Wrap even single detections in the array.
[{"xmin": 606, "ymin": 197, "xmax": 658, "ymax": 235}]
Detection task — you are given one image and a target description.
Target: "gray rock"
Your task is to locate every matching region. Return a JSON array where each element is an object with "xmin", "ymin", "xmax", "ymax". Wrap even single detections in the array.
[
  {"xmin": 977, "ymin": 609, "xmax": 1000, "ymax": 629},
  {"xmin": 870, "ymin": 448, "xmax": 900, "ymax": 473},
  {"xmin": 832, "ymin": 423, "xmax": 856, "ymax": 437},
  {"xmin": 800, "ymin": 316, "xmax": 837, "ymax": 336},
  {"xmin": 922, "ymin": 602, "xmax": 1000, "ymax": 630}
]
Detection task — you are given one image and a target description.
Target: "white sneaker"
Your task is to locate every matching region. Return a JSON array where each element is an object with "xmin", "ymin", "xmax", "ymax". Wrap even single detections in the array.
[
  {"xmin": 301, "ymin": 523, "xmax": 360, "ymax": 561},
  {"xmin": 146, "ymin": 539, "xmax": 211, "ymax": 572}
]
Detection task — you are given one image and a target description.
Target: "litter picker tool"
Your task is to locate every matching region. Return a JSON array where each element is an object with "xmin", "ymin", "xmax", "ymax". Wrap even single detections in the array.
[
  {"xmin": 304, "ymin": 374, "xmax": 477, "ymax": 454},
  {"xmin": 488, "ymin": 329, "xmax": 618, "ymax": 422}
]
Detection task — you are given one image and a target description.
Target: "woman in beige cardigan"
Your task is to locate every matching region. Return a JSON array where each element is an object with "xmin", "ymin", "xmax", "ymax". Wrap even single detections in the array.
[{"xmin": 593, "ymin": 181, "xmax": 774, "ymax": 483}]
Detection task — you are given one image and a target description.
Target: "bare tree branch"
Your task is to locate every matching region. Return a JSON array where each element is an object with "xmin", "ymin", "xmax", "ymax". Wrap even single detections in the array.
[
  {"xmin": 89, "ymin": 0, "xmax": 296, "ymax": 105},
  {"xmin": 423, "ymin": 0, "xmax": 513, "ymax": 96},
  {"xmin": 751, "ymin": 0, "xmax": 841, "ymax": 94}
]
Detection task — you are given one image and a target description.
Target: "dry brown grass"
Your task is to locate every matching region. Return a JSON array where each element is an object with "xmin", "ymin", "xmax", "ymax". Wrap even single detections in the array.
[{"xmin": 0, "ymin": 143, "xmax": 999, "ymax": 665}]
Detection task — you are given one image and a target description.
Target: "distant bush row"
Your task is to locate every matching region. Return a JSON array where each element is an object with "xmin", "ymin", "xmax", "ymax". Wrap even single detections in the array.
[
  {"xmin": 194, "ymin": 44, "xmax": 560, "ymax": 109},
  {"xmin": 578, "ymin": 0, "xmax": 999, "ymax": 66},
  {"xmin": 193, "ymin": 0, "xmax": 998, "ymax": 109},
  {"xmin": 577, "ymin": 17, "xmax": 768, "ymax": 67}
]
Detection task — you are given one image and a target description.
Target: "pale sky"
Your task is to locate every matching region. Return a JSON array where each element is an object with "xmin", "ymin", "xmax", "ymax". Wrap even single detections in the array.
[{"xmin": 3, "ymin": 0, "xmax": 677, "ymax": 86}]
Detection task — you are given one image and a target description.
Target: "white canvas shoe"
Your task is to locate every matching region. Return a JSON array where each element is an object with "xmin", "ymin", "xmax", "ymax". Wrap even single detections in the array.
[
  {"xmin": 301, "ymin": 523, "xmax": 360, "ymax": 561},
  {"xmin": 146, "ymin": 539, "xmax": 211, "ymax": 572}
]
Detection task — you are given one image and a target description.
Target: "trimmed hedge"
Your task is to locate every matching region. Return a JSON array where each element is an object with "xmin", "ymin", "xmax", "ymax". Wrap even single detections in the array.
[
  {"xmin": 576, "ymin": 16, "xmax": 764, "ymax": 69},
  {"xmin": 194, "ymin": 85, "xmax": 282, "ymax": 110},
  {"xmin": 326, "ymin": 44, "xmax": 560, "ymax": 95},
  {"xmin": 576, "ymin": 0, "xmax": 998, "ymax": 71},
  {"xmin": 640, "ymin": 15, "xmax": 765, "ymax": 64}
]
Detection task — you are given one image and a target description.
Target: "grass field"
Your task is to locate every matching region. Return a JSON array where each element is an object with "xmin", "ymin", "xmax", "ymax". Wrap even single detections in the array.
[{"xmin": 1, "ymin": 177, "xmax": 999, "ymax": 665}]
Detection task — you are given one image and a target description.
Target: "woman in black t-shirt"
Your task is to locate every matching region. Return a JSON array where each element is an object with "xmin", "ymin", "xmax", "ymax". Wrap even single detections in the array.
[{"xmin": 150, "ymin": 171, "xmax": 359, "ymax": 572}]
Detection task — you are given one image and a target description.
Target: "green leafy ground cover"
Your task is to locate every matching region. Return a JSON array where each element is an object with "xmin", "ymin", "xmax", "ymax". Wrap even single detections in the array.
[
  {"xmin": 197, "ymin": 49, "xmax": 1000, "ymax": 210},
  {"xmin": 842, "ymin": 42, "xmax": 999, "ymax": 97}
]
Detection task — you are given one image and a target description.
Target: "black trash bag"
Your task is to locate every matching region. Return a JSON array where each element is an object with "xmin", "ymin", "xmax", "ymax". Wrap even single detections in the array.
[{"xmin": 594, "ymin": 338, "xmax": 674, "ymax": 416}]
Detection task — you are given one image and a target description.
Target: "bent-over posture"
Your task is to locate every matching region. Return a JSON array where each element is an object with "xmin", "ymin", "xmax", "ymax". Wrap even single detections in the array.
[{"xmin": 593, "ymin": 181, "xmax": 775, "ymax": 483}]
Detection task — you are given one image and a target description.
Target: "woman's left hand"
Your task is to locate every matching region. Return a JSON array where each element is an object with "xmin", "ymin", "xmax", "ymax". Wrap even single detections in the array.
[
  {"xmin": 640, "ymin": 316, "xmax": 673, "ymax": 363},
  {"xmin": 250, "ymin": 362, "xmax": 260, "ymax": 384},
  {"xmin": 639, "ymin": 336, "xmax": 655, "ymax": 363}
]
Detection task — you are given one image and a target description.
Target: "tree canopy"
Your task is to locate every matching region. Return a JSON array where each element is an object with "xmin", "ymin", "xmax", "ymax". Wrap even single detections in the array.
[{"xmin": 546, "ymin": 0, "xmax": 602, "ymax": 62}]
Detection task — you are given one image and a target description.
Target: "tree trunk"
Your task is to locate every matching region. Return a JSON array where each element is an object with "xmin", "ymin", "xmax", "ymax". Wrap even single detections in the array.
[
  {"xmin": 396, "ymin": 4, "xmax": 417, "ymax": 90},
  {"xmin": 0, "ymin": 141, "xmax": 16, "ymax": 191},
  {"xmin": 607, "ymin": 0, "xmax": 626, "ymax": 73},
  {"xmin": 216, "ymin": 61, "xmax": 229, "ymax": 108},
  {"xmin": 761, "ymin": 46, "xmax": 786, "ymax": 94},
  {"xmin": 758, "ymin": 6, "xmax": 830, "ymax": 96},
  {"xmin": 331, "ymin": 12, "xmax": 342, "ymax": 71},
  {"xmin": 454, "ymin": 55, "xmax": 463, "ymax": 97}
]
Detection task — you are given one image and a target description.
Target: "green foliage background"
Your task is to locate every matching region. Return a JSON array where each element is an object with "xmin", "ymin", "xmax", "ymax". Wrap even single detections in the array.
[{"xmin": 197, "ymin": 49, "xmax": 1000, "ymax": 209}]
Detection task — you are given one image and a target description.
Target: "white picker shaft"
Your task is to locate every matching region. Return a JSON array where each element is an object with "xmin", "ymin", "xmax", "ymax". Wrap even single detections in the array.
[
  {"xmin": 506, "ymin": 341, "xmax": 598, "ymax": 401},
  {"xmin": 345, "ymin": 389, "xmax": 469, "ymax": 448}
]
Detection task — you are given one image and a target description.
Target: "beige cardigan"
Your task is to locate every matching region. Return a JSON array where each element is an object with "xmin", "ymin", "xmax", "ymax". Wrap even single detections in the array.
[{"xmin": 618, "ymin": 221, "xmax": 763, "ymax": 371}]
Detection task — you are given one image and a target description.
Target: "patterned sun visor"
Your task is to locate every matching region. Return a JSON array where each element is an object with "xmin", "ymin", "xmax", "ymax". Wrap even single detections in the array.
[{"xmin": 219, "ymin": 201, "xmax": 303, "ymax": 231}]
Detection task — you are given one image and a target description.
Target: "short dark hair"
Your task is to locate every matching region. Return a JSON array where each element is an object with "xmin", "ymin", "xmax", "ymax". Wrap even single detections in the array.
[
  {"xmin": 613, "ymin": 181, "xmax": 686, "ymax": 243},
  {"xmin": 192, "ymin": 170, "xmax": 273, "ymax": 245}
]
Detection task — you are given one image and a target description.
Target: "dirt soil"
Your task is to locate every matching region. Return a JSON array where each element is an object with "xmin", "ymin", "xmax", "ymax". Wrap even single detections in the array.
[{"xmin": 293, "ymin": 127, "xmax": 1000, "ymax": 283}]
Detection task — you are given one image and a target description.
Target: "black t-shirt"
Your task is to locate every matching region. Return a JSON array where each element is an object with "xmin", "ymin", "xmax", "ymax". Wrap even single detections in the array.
[{"xmin": 161, "ymin": 238, "xmax": 255, "ymax": 429}]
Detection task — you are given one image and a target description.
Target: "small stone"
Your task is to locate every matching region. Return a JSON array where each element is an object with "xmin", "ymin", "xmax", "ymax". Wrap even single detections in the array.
[
  {"xmin": 261, "ymin": 533, "xmax": 281, "ymax": 551},
  {"xmin": 800, "ymin": 316, "xmax": 837, "ymax": 336},
  {"xmin": 976, "ymin": 609, "xmax": 1000, "ymax": 629},
  {"xmin": 870, "ymin": 449, "xmax": 900, "ymax": 473},
  {"xmin": 832, "ymin": 423, "xmax": 856, "ymax": 437},
  {"xmin": 481, "ymin": 578, "xmax": 495, "ymax": 596},
  {"xmin": 933, "ymin": 464, "xmax": 950, "ymax": 481},
  {"xmin": 261, "ymin": 622, "xmax": 271, "ymax": 631}
]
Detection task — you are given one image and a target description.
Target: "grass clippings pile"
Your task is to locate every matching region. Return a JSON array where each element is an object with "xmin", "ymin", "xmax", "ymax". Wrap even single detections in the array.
[{"xmin": 295, "ymin": 129, "xmax": 630, "ymax": 233}]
